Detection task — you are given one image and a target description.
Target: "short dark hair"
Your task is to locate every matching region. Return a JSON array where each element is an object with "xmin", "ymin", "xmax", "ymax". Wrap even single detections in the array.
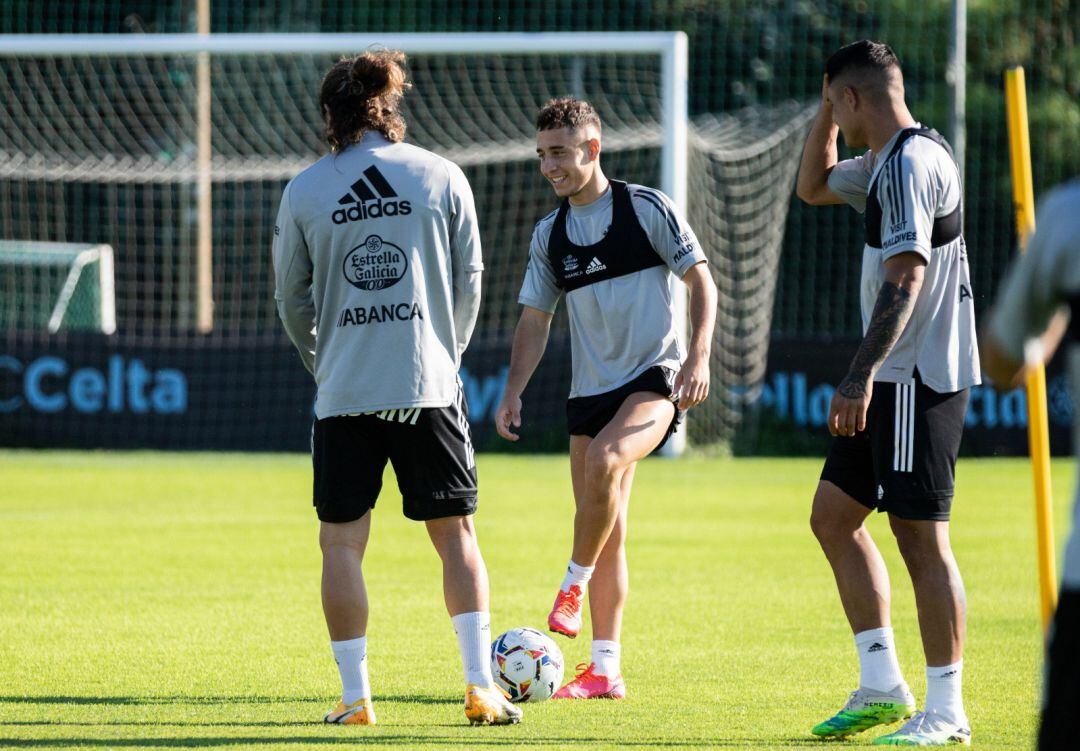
[
  {"xmin": 825, "ymin": 40, "xmax": 901, "ymax": 85},
  {"xmin": 536, "ymin": 97, "xmax": 602, "ymax": 133}
]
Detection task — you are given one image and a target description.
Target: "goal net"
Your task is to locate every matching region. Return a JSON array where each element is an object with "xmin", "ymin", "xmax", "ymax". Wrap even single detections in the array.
[
  {"xmin": 0, "ymin": 33, "xmax": 811, "ymax": 450},
  {"xmin": 686, "ymin": 103, "xmax": 815, "ymax": 447}
]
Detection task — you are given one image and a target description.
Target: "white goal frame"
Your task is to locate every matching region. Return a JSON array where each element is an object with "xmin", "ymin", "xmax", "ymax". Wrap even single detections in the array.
[
  {"xmin": 0, "ymin": 32, "xmax": 688, "ymax": 205},
  {"xmin": 0, "ymin": 31, "xmax": 689, "ymax": 452},
  {"xmin": 0, "ymin": 241, "xmax": 116, "ymax": 334}
]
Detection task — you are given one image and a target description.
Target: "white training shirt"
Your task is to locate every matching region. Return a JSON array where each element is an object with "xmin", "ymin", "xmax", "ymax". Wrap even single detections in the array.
[
  {"xmin": 828, "ymin": 124, "xmax": 981, "ymax": 394},
  {"xmin": 518, "ymin": 184, "xmax": 706, "ymax": 398},
  {"xmin": 273, "ymin": 131, "xmax": 482, "ymax": 418}
]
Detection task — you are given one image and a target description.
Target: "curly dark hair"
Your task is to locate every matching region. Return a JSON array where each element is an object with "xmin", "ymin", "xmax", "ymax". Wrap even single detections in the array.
[
  {"xmin": 536, "ymin": 97, "xmax": 602, "ymax": 133},
  {"xmin": 318, "ymin": 49, "xmax": 412, "ymax": 152}
]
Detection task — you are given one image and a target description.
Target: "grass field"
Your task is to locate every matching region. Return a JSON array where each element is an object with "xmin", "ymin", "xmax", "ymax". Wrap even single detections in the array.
[{"xmin": 0, "ymin": 452, "xmax": 1074, "ymax": 750}]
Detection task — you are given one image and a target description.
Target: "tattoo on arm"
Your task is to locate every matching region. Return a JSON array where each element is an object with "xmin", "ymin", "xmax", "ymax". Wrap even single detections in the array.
[{"xmin": 837, "ymin": 281, "xmax": 916, "ymax": 398}]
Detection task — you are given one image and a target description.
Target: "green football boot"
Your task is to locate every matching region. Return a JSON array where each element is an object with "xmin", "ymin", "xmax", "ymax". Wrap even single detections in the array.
[{"xmin": 812, "ymin": 685, "xmax": 916, "ymax": 739}]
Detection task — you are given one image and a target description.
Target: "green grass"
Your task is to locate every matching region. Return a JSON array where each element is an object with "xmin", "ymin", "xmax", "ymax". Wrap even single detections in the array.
[{"xmin": 0, "ymin": 452, "xmax": 1074, "ymax": 750}]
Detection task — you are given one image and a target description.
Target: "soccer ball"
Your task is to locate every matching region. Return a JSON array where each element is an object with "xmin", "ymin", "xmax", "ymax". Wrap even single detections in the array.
[{"xmin": 490, "ymin": 627, "xmax": 565, "ymax": 702}]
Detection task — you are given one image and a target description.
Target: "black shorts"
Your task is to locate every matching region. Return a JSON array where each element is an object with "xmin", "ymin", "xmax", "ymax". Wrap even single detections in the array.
[
  {"xmin": 820, "ymin": 371, "xmax": 968, "ymax": 521},
  {"xmin": 311, "ymin": 387, "xmax": 478, "ymax": 523},
  {"xmin": 1040, "ymin": 587, "xmax": 1080, "ymax": 750},
  {"xmin": 566, "ymin": 366, "xmax": 683, "ymax": 450}
]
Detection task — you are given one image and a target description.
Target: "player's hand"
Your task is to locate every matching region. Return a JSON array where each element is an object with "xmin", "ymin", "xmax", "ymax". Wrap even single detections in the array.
[
  {"xmin": 494, "ymin": 392, "xmax": 523, "ymax": 441},
  {"xmin": 674, "ymin": 352, "xmax": 710, "ymax": 410},
  {"xmin": 820, "ymin": 74, "xmax": 832, "ymax": 114},
  {"xmin": 828, "ymin": 374, "xmax": 872, "ymax": 437}
]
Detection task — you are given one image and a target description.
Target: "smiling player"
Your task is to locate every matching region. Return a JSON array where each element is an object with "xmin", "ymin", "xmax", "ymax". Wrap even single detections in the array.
[{"xmin": 494, "ymin": 97, "xmax": 717, "ymax": 699}]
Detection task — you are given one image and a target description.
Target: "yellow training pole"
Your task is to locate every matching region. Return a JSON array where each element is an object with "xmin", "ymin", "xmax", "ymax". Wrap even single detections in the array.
[{"xmin": 1004, "ymin": 66, "xmax": 1057, "ymax": 632}]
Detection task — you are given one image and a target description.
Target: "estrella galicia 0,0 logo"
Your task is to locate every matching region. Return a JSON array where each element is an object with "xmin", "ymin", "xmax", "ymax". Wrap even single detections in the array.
[{"xmin": 343, "ymin": 235, "xmax": 408, "ymax": 291}]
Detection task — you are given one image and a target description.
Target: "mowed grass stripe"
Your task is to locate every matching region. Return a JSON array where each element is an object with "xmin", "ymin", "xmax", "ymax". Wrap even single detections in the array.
[{"xmin": 0, "ymin": 452, "xmax": 1073, "ymax": 750}]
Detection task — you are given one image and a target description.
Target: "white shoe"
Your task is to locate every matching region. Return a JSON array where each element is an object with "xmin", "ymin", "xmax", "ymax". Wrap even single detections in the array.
[{"xmin": 873, "ymin": 710, "xmax": 972, "ymax": 746}]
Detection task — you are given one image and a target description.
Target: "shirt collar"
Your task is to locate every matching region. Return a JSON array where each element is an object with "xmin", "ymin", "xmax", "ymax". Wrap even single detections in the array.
[
  {"xmin": 568, "ymin": 184, "xmax": 613, "ymax": 219},
  {"xmin": 875, "ymin": 122, "xmax": 923, "ymax": 158}
]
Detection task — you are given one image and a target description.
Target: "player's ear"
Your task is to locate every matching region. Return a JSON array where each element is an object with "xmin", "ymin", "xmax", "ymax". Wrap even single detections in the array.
[
  {"xmin": 585, "ymin": 137, "xmax": 601, "ymax": 161},
  {"xmin": 843, "ymin": 85, "xmax": 858, "ymax": 111}
]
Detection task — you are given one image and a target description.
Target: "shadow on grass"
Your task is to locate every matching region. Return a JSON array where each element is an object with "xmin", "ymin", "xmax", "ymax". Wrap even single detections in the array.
[
  {"xmin": 0, "ymin": 698, "xmax": 834, "ymax": 747},
  {"xmin": 0, "ymin": 696, "xmax": 312, "ymax": 706},
  {"xmin": 0, "ymin": 695, "xmax": 456, "ymax": 707},
  {"xmin": 0, "ymin": 737, "xmax": 832, "ymax": 748},
  {"xmin": 1, "ymin": 721, "xmax": 312, "ymax": 728}
]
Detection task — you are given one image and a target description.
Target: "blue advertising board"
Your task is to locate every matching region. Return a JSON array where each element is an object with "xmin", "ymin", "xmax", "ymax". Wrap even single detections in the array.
[{"xmin": 0, "ymin": 332, "xmax": 1070, "ymax": 455}]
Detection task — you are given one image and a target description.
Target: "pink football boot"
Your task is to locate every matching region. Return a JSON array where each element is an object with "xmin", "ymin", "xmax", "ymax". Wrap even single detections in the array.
[
  {"xmin": 547, "ymin": 584, "xmax": 584, "ymax": 638},
  {"xmin": 552, "ymin": 663, "xmax": 627, "ymax": 699}
]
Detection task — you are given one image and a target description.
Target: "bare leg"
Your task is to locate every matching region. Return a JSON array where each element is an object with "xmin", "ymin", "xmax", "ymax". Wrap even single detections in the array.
[
  {"xmin": 589, "ymin": 463, "xmax": 634, "ymax": 643},
  {"xmin": 570, "ymin": 392, "xmax": 674, "ymax": 567},
  {"xmin": 320, "ymin": 512, "xmax": 372, "ymax": 641},
  {"xmin": 890, "ymin": 517, "xmax": 966, "ymax": 665},
  {"xmin": 810, "ymin": 481, "xmax": 892, "ymax": 633},
  {"xmin": 425, "ymin": 514, "xmax": 489, "ymax": 616},
  {"xmin": 428, "ymin": 515, "xmax": 521, "ymax": 723}
]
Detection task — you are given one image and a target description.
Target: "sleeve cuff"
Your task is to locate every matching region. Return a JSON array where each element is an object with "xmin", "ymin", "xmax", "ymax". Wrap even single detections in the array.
[
  {"xmin": 517, "ymin": 296, "xmax": 558, "ymax": 314},
  {"xmin": 678, "ymin": 255, "xmax": 708, "ymax": 277},
  {"xmin": 881, "ymin": 243, "xmax": 931, "ymax": 264}
]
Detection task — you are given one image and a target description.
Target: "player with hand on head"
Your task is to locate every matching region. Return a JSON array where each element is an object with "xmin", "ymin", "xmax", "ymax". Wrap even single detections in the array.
[
  {"xmin": 980, "ymin": 178, "xmax": 1080, "ymax": 751},
  {"xmin": 494, "ymin": 97, "xmax": 717, "ymax": 700},
  {"xmin": 796, "ymin": 41, "xmax": 979, "ymax": 745},
  {"xmin": 273, "ymin": 49, "xmax": 520, "ymax": 727}
]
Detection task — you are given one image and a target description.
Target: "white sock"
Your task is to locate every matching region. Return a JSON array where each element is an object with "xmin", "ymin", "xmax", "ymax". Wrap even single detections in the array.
[
  {"xmin": 330, "ymin": 636, "xmax": 370, "ymax": 705},
  {"xmin": 591, "ymin": 640, "xmax": 621, "ymax": 677},
  {"xmin": 560, "ymin": 560, "xmax": 594, "ymax": 593},
  {"xmin": 925, "ymin": 661, "xmax": 965, "ymax": 722},
  {"xmin": 452, "ymin": 611, "xmax": 494, "ymax": 688},
  {"xmin": 854, "ymin": 627, "xmax": 906, "ymax": 693}
]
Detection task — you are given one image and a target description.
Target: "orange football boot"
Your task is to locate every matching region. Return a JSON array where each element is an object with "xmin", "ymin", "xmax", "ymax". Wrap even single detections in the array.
[
  {"xmin": 323, "ymin": 696, "xmax": 376, "ymax": 725},
  {"xmin": 464, "ymin": 683, "xmax": 522, "ymax": 725}
]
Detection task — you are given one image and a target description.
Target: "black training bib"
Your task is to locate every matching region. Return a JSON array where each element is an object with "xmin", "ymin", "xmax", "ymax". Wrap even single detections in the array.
[
  {"xmin": 547, "ymin": 180, "xmax": 664, "ymax": 293},
  {"xmin": 865, "ymin": 127, "xmax": 963, "ymax": 250}
]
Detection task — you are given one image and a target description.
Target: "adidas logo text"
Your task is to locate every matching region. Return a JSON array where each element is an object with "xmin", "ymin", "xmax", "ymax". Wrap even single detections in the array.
[
  {"xmin": 332, "ymin": 165, "xmax": 412, "ymax": 224},
  {"xmin": 867, "ymin": 642, "xmax": 887, "ymax": 653},
  {"xmin": 585, "ymin": 256, "xmax": 607, "ymax": 274}
]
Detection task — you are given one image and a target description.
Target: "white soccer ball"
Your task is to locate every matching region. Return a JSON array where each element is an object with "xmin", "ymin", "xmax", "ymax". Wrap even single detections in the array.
[{"xmin": 490, "ymin": 626, "xmax": 565, "ymax": 702}]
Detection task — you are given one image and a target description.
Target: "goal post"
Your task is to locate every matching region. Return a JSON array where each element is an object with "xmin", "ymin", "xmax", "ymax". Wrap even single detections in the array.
[
  {"xmin": 0, "ymin": 241, "xmax": 116, "ymax": 334},
  {"xmin": 0, "ymin": 32, "xmax": 689, "ymax": 210},
  {"xmin": 1, "ymin": 31, "xmax": 688, "ymax": 340},
  {"xmin": 0, "ymin": 30, "xmax": 692, "ymax": 449}
]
